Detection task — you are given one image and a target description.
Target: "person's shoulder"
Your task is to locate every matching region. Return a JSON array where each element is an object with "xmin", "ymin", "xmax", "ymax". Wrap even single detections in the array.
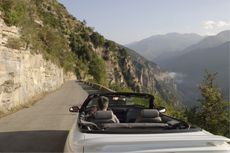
[{"xmin": 110, "ymin": 111, "xmax": 116, "ymax": 115}]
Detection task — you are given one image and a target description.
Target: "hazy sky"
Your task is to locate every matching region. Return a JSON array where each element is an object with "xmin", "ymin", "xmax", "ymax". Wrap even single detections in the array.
[{"xmin": 58, "ymin": 0, "xmax": 230, "ymax": 44}]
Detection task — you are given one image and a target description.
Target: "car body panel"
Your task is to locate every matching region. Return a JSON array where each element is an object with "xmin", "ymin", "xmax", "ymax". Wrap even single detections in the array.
[
  {"xmin": 65, "ymin": 117, "xmax": 84, "ymax": 153},
  {"xmin": 64, "ymin": 113, "xmax": 230, "ymax": 153}
]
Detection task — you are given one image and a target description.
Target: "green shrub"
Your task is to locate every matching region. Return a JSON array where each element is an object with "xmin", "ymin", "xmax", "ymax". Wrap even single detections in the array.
[
  {"xmin": 62, "ymin": 52, "xmax": 77, "ymax": 72},
  {"xmin": 69, "ymin": 33, "xmax": 83, "ymax": 53},
  {"xmin": 0, "ymin": 0, "xmax": 27, "ymax": 26},
  {"xmin": 41, "ymin": 12, "xmax": 61, "ymax": 28},
  {"xmin": 90, "ymin": 32, "xmax": 105, "ymax": 48},
  {"xmin": 75, "ymin": 59, "xmax": 89, "ymax": 79},
  {"xmin": 88, "ymin": 56, "xmax": 107, "ymax": 85},
  {"xmin": 80, "ymin": 32, "xmax": 90, "ymax": 42},
  {"xmin": 109, "ymin": 83, "xmax": 133, "ymax": 92},
  {"xmin": 154, "ymin": 93, "xmax": 187, "ymax": 121},
  {"xmin": 104, "ymin": 40, "xmax": 116, "ymax": 50},
  {"xmin": 102, "ymin": 50, "xmax": 110, "ymax": 60},
  {"xmin": 119, "ymin": 48, "xmax": 128, "ymax": 57}
]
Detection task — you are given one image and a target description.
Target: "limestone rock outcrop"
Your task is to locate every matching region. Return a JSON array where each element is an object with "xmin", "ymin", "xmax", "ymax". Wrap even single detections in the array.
[{"xmin": 0, "ymin": 17, "xmax": 73, "ymax": 113}]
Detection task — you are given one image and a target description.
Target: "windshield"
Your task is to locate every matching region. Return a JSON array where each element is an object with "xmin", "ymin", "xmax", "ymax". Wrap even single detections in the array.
[{"xmin": 86, "ymin": 94, "xmax": 152, "ymax": 109}]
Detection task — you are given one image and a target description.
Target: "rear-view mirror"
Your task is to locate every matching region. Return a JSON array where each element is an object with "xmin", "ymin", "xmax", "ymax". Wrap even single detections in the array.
[
  {"xmin": 157, "ymin": 106, "xmax": 166, "ymax": 113},
  {"xmin": 69, "ymin": 106, "xmax": 80, "ymax": 112}
]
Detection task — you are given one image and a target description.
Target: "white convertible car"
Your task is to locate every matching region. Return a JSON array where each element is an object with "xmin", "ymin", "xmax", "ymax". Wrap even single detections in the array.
[{"xmin": 65, "ymin": 92, "xmax": 230, "ymax": 153}]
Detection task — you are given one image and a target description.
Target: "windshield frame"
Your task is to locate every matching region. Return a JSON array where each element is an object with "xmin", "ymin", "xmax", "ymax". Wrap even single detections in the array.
[{"xmin": 79, "ymin": 92, "xmax": 155, "ymax": 113}]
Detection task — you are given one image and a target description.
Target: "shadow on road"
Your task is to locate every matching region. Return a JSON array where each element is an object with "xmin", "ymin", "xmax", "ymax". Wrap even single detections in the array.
[{"xmin": 0, "ymin": 130, "xmax": 68, "ymax": 152}]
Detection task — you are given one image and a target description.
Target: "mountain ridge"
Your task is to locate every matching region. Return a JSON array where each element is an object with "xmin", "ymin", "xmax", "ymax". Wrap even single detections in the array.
[
  {"xmin": 126, "ymin": 32, "xmax": 203, "ymax": 61},
  {"xmin": 158, "ymin": 30, "xmax": 230, "ymax": 67},
  {"xmin": 181, "ymin": 30, "xmax": 230, "ymax": 54}
]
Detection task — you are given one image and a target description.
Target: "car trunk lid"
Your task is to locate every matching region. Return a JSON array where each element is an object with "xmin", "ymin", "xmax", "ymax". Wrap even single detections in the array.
[{"xmin": 83, "ymin": 131, "xmax": 230, "ymax": 153}]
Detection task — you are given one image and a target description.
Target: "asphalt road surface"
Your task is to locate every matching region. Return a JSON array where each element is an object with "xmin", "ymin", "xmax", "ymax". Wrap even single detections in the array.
[{"xmin": 0, "ymin": 81, "xmax": 99, "ymax": 152}]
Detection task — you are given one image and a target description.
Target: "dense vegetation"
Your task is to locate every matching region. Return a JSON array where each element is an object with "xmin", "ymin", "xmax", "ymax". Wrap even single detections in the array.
[
  {"xmin": 1, "ymin": 0, "xmax": 73, "ymax": 69},
  {"xmin": 0, "ymin": 0, "xmax": 109, "ymax": 85},
  {"xmin": 186, "ymin": 72, "xmax": 230, "ymax": 137},
  {"xmin": 109, "ymin": 83, "xmax": 133, "ymax": 92}
]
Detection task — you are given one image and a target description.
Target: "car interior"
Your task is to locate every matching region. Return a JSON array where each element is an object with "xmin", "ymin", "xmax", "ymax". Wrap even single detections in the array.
[{"xmin": 78, "ymin": 93, "xmax": 193, "ymax": 132}]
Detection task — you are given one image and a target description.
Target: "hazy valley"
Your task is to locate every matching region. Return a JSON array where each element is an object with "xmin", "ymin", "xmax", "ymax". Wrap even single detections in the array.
[{"xmin": 127, "ymin": 30, "xmax": 230, "ymax": 106}]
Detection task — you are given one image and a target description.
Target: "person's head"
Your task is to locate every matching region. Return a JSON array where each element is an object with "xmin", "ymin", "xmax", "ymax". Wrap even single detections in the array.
[
  {"xmin": 98, "ymin": 96, "xmax": 109, "ymax": 111},
  {"xmin": 89, "ymin": 105, "xmax": 97, "ymax": 115}
]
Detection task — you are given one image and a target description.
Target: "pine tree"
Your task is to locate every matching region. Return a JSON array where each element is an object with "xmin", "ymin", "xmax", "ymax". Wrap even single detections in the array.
[{"xmin": 198, "ymin": 71, "xmax": 229, "ymax": 136}]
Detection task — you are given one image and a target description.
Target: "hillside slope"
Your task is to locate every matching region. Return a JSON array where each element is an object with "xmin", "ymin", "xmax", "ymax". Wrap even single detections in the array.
[{"xmin": 0, "ymin": 0, "xmax": 180, "ymax": 110}]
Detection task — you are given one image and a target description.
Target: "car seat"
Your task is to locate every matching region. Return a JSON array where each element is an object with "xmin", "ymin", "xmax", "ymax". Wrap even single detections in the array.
[
  {"xmin": 93, "ymin": 111, "xmax": 116, "ymax": 124},
  {"xmin": 135, "ymin": 109, "xmax": 162, "ymax": 123}
]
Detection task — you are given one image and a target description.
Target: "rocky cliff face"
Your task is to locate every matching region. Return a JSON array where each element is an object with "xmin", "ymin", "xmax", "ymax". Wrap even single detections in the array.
[
  {"xmin": 0, "ymin": 17, "xmax": 74, "ymax": 113},
  {"xmin": 101, "ymin": 47, "xmax": 179, "ymax": 105}
]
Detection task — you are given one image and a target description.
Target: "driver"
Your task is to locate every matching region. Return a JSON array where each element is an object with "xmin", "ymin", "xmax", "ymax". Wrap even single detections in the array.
[
  {"xmin": 84, "ymin": 105, "xmax": 97, "ymax": 121},
  {"xmin": 98, "ymin": 96, "xmax": 120, "ymax": 123}
]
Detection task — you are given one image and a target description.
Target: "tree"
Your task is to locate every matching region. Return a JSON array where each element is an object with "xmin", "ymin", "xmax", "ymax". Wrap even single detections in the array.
[
  {"xmin": 119, "ymin": 48, "xmax": 128, "ymax": 57},
  {"xmin": 90, "ymin": 32, "xmax": 105, "ymax": 48},
  {"xmin": 80, "ymin": 32, "xmax": 90, "ymax": 42},
  {"xmin": 195, "ymin": 71, "xmax": 229, "ymax": 136},
  {"xmin": 88, "ymin": 56, "xmax": 107, "ymax": 86},
  {"xmin": 82, "ymin": 19, "xmax": 87, "ymax": 26},
  {"xmin": 104, "ymin": 40, "xmax": 116, "ymax": 50}
]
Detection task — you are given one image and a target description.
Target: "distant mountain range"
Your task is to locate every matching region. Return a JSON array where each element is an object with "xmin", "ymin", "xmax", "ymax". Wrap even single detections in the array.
[
  {"xmin": 126, "ymin": 33, "xmax": 203, "ymax": 61},
  {"xmin": 126, "ymin": 30, "xmax": 230, "ymax": 106},
  {"xmin": 184, "ymin": 30, "xmax": 230, "ymax": 53}
]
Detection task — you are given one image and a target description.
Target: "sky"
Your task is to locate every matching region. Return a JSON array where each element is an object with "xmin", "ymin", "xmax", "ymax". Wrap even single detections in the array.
[{"xmin": 58, "ymin": 0, "xmax": 230, "ymax": 45}]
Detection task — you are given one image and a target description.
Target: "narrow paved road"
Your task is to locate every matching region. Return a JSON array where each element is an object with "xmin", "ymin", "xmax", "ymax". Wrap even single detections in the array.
[{"xmin": 0, "ymin": 81, "xmax": 98, "ymax": 152}]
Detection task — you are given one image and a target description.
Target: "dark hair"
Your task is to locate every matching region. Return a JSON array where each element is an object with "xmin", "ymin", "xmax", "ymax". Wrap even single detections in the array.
[{"xmin": 98, "ymin": 96, "xmax": 109, "ymax": 110}]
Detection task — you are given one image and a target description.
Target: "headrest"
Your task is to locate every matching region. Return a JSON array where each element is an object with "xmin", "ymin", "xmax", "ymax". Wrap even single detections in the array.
[
  {"xmin": 141, "ymin": 109, "xmax": 159, "ymax": 118},
  {"xmin": 95, "ymin": 111, "xmax": 113, "ymax": 120}
]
